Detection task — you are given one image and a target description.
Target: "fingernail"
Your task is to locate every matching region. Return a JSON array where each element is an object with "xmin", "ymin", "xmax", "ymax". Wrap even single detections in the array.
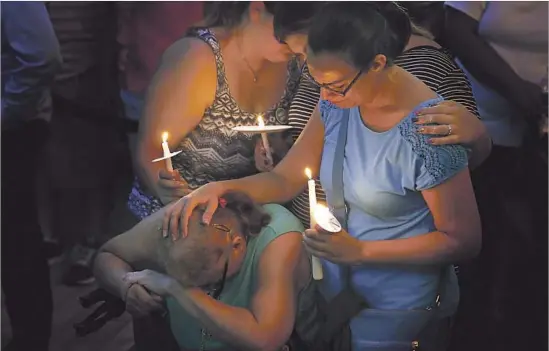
[
  {"xmin": 428, "ymin": 139, "xmax": 434, "ymax": 144},
  {"xmin": 162, "ymin": 230, "xmax": 167, "ymax": 238},
  {"xmin": 418, "ymin": 127, "xmax": 425, "ymax": 133},
  {"xmin": 411, "ymin": 117, "xmax": 418, "ymax": 123}
]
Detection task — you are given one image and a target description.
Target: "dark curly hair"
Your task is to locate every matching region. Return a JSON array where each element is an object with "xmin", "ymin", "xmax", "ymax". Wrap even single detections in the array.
[{"xmin": 217, "ymin": 191, "xmax": 271, "ymax": 239}]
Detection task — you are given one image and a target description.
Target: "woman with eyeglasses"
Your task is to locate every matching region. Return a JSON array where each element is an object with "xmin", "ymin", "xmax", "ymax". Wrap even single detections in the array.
[
  {"xmin": 164, "ymin": 3, "xmax": 482, "ymax": 350},
  {"xmin": 95, "ymin": 191, "xmax": 319, "ymax": 351},
  {"xmin": 252, "ymin": 1, "xmax": 491, "ymax": 227}
]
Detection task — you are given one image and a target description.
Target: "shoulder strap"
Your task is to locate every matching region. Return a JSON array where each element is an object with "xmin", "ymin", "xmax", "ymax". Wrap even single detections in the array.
[
  {"xmin": 330, "ymin": 108, "xmax": 354, "ymax": 288},
  {"xmin": 185, "ymin": 27, "xmax": 229, "ymax": 95},
  {"xmin": 331, "ymin": 108, "xmax": 350, "ymax": 230}
]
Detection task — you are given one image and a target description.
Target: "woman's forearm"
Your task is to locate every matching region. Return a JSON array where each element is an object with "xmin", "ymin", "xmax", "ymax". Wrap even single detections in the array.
[
  {"xmin": 360, "ymin": 231, "xmax": 480, "ymax": 265},
  {"xmin": 219, "ymin": 170, "xmax": 306, "ymax": 205},
  {"xmin": 93, "ymin": 252, "xmax": 134, "ymax": 299}
]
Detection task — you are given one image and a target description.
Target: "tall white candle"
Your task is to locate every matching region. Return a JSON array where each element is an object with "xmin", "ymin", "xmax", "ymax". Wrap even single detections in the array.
[
  {"xmin": 257, "ymin": 115, "xmax": 273, "ymax": 166},
  {"xmin": 162, "ymin": 132, "xmax": 174, "ymax": 172},
  {"xmin": 305, "ymin": 168, "xmax": 323, "ymax": 280}
]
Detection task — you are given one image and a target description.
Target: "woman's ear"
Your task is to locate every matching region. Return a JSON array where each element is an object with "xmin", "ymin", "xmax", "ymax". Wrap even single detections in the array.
[
  {"xmin": 247, "ymin": 1, "xmax": 266, "ymax": 24},
  {"xmin": 231, "ymin": 234, "xmax": 246, "ymax": 253},
  {"xmin": 370, "ymin": 54, "xmax": 388, "ymax": 72}
]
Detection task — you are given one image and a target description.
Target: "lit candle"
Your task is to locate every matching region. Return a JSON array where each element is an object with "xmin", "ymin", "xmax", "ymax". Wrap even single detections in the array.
[
  {"xmin": 257, "ymin": 114, "xmax": 273, "ymax": 166},
  {"xmin": 162, "ymin": 132, "xmax": 174, "ymax": 172},
  {"xmin": 313, "ymin": 204, "xmax": 342, "ymax": 234},
  {"xmin": 305, "ymin": 168, "xmax": 323, "ymax": 280}
]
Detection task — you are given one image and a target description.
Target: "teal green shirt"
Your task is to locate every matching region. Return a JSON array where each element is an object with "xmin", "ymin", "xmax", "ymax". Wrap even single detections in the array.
[{"xmin": 166, "ymin": 204, "xmax": 305, "ymax": 350}]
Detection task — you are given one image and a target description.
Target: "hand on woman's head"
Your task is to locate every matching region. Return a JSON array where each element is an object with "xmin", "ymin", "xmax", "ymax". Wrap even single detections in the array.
[
  {"xmin": 163, "ymin": 191, "xmax": 270, "ymax": 286},
  {"xmin": 162, "ymin": 182, "xmax": 224, "ymax": 240}
]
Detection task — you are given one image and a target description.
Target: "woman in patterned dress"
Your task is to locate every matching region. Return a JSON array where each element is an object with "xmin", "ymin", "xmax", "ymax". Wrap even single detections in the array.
[
  {"xmin": 126, "ymin": 2, "xmax": 302, "ymax": 350},
  {"xmin": 128, "ymin": 1, "xmax": 300, "ymax": 220}
]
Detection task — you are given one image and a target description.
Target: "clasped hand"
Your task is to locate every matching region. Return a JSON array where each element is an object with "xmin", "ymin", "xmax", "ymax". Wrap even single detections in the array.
[
  {"xmin": 302, "ymin": 226, "xmax": 364, "ymax": 265},
  {"xmin": 122, "ymin": 270, "xmax": 179, "ymax": 317}
]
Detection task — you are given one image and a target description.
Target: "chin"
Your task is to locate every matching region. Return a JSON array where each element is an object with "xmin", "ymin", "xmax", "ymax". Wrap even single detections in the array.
[
  {"xmin": 329, "ymin": 99, "xmax": 356, "ymax": 109},
  {"xmin": 270, "ymin": 52, "xmax": 293, "ymax": 63}
]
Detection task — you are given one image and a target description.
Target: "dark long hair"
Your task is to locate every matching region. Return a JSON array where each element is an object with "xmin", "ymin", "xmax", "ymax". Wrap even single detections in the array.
[
  {"xmin": 308, "ymin": 2, "xmax": 412, "ymax": 69},
  {"xmin": 272, "ymin": 2, "xmax": 326, "ymax": 43},
  {"xmin": 201, "ymin": 1, "xmax": 279, "ymax": 30}
]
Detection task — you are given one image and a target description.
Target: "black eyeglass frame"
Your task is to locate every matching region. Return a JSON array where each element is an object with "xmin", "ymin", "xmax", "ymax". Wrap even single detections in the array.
[{"xmin": 301, "ymin": 61, "xmax": 363, "ymax": 97}]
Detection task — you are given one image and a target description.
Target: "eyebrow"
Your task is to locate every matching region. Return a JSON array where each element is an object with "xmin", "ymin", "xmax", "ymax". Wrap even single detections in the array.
[{"xmin": 313, "ymin": 71, "xmax": 358, "ymax": 86}]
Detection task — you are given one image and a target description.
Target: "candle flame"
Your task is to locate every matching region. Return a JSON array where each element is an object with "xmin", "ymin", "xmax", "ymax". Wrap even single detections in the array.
[
  {"xmin": 257, "ymin": 114, "xmax": 265, "ymax": 128},
  {"xmin": 313, "ymin": 204, "xmax": 330, "ymax": 218},
  {"xmin": 162, "ymin": 132, "xmax": 169, "ymax": 143},
  {"xmin": 305, "ymin": 168, "xmax": 312, "ymax": 180}
]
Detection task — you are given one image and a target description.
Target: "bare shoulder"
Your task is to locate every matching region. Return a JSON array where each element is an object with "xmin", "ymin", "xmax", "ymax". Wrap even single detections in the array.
[
  {"xmin": 160, "ymin": 36, "xmax": 217, "ymax": 70},
  {"xmin": 154, "ymin": 36, "xmax": 218, "ymax": 93},
  {"xmin": 258, "ymin": 232, "xmax": 308, "ymax": 286},
  {"xmin": 100, "ymin": 207, "xmax": 168, "ymax": 270}
]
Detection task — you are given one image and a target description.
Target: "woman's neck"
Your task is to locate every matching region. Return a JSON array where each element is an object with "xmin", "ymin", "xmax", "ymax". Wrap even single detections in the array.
[
  {"xmin": 359, "ymin": 66, "xmax": 403, "ymax": 111},
  {"xmin": 223, "ymin": 27, "xmax": 267, "ymax": 72},
  {"xmin": 359, "ymin": 66, "xmax": 436, "ymax": 114},
  {"xmin": 405, "ymin": 34, "xmax": 441, "ymax": 51}
]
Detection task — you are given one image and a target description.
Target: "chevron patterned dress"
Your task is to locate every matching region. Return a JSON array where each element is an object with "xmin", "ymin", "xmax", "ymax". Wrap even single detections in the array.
[{"xmin": 128, "ymin": 28, "xmax": 300, "ymax": 219}]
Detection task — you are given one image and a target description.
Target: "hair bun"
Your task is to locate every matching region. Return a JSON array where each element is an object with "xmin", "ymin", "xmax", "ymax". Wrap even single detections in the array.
[{"xmin": 222, "ymin": 191, "xmax": 271, "ymax": 237}]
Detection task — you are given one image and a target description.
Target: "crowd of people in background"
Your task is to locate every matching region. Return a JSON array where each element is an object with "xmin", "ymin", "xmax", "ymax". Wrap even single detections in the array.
[{"xmin": 1, "ymin": 2, "xmax": 547, "ymax": 351}]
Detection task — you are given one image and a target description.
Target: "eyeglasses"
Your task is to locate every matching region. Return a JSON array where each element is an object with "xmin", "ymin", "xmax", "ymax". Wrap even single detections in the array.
[
  {"xmin": 301, "ymin": 61, "xmax": 363, "ymax": 97},
  {"xmin": 208, "ymin": 223, "xmax": 231, "ymax": 299},
  {"xmin": 211, "ymin": 223, "xmax": 231, "ymax": 235}
]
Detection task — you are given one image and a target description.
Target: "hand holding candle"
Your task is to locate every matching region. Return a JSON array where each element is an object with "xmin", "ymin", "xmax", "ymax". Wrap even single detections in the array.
[
  {"xmin": 257, "ymin": 114, "xmax": 273, "ymax": 166},
  {"xmin": 305, "ymin": 168, "xmax": 323, "ymax": 280},
  {"xmin": 152, "ymin": 131, "xmax": 182, "ymax": 169}
]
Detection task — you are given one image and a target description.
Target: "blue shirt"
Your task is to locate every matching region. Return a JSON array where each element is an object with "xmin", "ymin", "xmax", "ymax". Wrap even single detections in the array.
[
  {"xmin": 1, "ymin": 2, "xmax": 61, "ymax": 129},
  {"xmin": 318, "ymin": 98, "xmax": 467, "ymax": 313}
]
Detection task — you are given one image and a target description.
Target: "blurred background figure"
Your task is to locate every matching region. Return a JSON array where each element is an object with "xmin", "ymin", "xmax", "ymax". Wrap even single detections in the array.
[
  {"xmin": 1, "ymin": 2, "xmax": 61, "ymax": 350},
  {"xmin": 44, "ymin": 1, "xmax": 122, "ymax": 286},
  {"xmin": 445, "ymin": 2, "xmax": 548, "ymax": 350},
  {"xmin": 117, "ymin": 1, "xmax": 204, "ymax": 169}
]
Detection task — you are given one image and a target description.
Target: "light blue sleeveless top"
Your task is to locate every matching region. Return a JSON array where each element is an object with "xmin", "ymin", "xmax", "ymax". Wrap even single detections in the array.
[{"xmin": 318, "ymin": 98, "xmax": 467, "ymax": 314}]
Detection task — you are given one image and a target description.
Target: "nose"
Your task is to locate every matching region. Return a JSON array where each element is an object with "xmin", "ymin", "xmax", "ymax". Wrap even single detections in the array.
[{"xmin": 320, "ymin": 88, "xmax": 339, "ymax": 101}]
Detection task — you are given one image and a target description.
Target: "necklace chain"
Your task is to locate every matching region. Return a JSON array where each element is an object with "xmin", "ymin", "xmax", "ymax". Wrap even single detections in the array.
[
  {"xmin": 238, "ymin": 36, "xmax": 258, "ymax": 83},
  {"xmin": 200, "ymin": 288, "xmax": 221, "ymax": 351}
]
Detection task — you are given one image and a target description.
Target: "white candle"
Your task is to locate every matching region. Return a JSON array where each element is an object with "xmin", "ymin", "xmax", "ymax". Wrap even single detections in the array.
[
  {"xmin": 162, "ymin": 132, "xmax": 174, "ymax": 172},
  {"xmin": 257, "ymin": 115, "xmax": 273, "ymax": 166},
  {"xmin": 305, "ymin": 168, "xmax": 323, "ymax": 280}
]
